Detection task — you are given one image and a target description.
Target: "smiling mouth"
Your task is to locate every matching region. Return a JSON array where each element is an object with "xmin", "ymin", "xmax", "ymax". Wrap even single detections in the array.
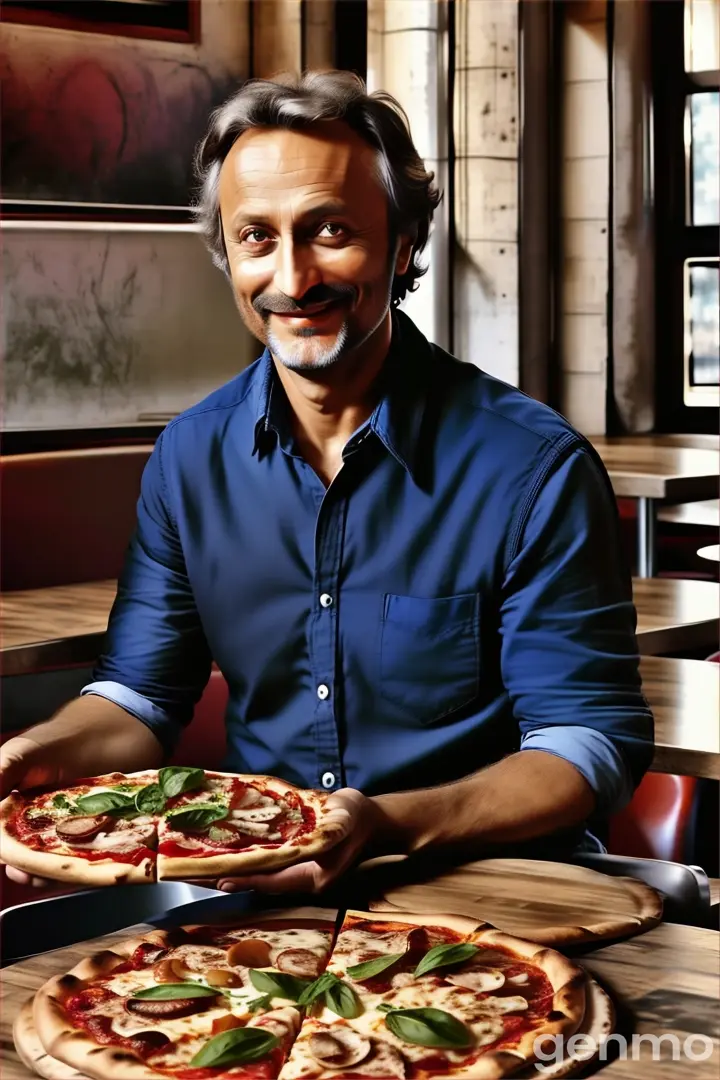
[{"xmin": 271, "ymin": 300, "xmax": 344, "ymax": 321}]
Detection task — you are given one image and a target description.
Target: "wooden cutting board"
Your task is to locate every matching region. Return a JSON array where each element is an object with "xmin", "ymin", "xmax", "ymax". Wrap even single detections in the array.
[{"xmin": 362, "ymin": 857, "xmax": 663, "ymax": 945}]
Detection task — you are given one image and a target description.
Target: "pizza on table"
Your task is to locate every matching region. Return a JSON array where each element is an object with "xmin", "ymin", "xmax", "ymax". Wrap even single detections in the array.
[{"xmin": 17, "ymin": 907, "xmax": 587, "ymax": 1080}]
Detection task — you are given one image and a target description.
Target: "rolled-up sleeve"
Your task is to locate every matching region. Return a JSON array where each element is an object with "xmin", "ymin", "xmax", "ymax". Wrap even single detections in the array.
[
  {"xmin": 500, "ymin": 444, "xmax": 654, "ymax": 815},
  {"xmin": 82, "ymin": 431, "xmax": 212, "ymax": 753}
]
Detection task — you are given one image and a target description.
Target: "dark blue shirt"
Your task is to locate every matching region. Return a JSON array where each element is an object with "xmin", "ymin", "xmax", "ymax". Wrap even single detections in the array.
[{"xmin": 84, "ymin": 312, "xmax": 653, "ymax": 821}]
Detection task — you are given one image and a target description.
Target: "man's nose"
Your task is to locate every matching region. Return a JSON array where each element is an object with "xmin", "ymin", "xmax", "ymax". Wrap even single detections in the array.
[{"xmin": 272, "ymin": 240, "xmax": 321, "ymax": 300}]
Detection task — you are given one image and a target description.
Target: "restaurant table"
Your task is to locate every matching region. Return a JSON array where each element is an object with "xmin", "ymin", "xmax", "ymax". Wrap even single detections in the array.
[
  {"xmin": 698, "ymin": 545, "xmax": 720, "ymax": 563},
  {"xmin": 591, "ymin": 438, "xmax": 720, "ymax": 577},
  {"xmin": 633, "ymin": 577, "xmax": 719, "ymax": 655},
  {"xmin": 1, "ymin": 902, "xmax": 717, "ymax": 1079},
  {"xmin": 576, "ymin": 921, "xmax": 719, "ymax": 1078},
  {"xmin": 640, "ymin": 656, "xmax": 720, "ymax": 780},
  {"xmin": 658, "ymin": 498, "xmax": 720, "ymax": 529},
  {"xmin": 0, "ymin": 580, "xmax": 117, "ymax": 677}
]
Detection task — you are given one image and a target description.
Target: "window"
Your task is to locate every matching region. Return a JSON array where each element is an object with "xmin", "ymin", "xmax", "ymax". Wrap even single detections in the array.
[{"xmin": 653, "ymin": 0, "xmax": 719, "ymax": 430}]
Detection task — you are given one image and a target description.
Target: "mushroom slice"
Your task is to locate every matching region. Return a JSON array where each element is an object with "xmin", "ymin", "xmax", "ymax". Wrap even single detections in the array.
[
  {"xmin": 227, "ymin": 937, "xmax": 273, "ymax": 968},
  {"xmin": 446, "ymin": 968, "xmax": 506, "ymax": 992},
  {"xmin": 152, "ymin": 957, "xmax": 192, "ymax": 983},
  {"xmin": 308, "ymin": 1029, "xmax": 371, "ymax": 1070},
  {"xmin": 275, "ymin": 949, "xmax": 324, "ymax": 978},
  {"xmin": 229, "ymin": 807, "xmax": 282, "ymax": 823}
]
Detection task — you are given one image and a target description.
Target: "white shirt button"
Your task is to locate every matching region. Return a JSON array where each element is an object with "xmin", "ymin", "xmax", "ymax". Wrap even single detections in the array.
[
  {"xmin": 320, "ymin": 593, "xmax": 333, "ymax": 608},
  {"xmin": 317, "ymin": 683, "xmax": 330, "ymax": 700},
  {"xmin": 321, "ymin": 771, "xmax": 336, "ymax": 789}
]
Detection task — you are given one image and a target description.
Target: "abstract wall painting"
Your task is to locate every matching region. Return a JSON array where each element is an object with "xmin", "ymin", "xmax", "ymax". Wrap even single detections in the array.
[{"xmin": 0, "ymin": 0, "xmax": 248, "ymax": 211}]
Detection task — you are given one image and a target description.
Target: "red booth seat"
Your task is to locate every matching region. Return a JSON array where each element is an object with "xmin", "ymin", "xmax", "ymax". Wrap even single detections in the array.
[{"xmin": 1, "ymin": 446, "xmax": 153, "ymax": 591}]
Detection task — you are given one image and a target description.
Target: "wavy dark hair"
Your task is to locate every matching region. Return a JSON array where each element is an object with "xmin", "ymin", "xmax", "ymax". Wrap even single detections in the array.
[{"xmin": 194, "ymin": 70, "xmax": 441, "ymax": 306}]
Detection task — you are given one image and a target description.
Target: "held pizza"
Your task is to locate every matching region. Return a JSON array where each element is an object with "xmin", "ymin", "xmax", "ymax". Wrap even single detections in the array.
[
  {"xmin": 24, "ymin": 908, "xmax": 587, "ymax": 1080},
  {"xmin": 0, "ymin": 768, "xmax": 346, "ymax": 886}
]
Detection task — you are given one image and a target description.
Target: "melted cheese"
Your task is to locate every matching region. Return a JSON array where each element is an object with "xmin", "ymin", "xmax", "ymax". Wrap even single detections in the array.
[{"xmin": 101, "ymin": 928, "xmax": 331, "ymax": 1051}]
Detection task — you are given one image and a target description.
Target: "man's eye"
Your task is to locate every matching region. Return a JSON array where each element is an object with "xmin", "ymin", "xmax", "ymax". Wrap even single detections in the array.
[
  {"xmin": 242, "ymin": 229, "xmax": 271, "ymax": 245},
  {"xmin": 318, "ymin": 223, "xmax": 345, "ymax": 238}
]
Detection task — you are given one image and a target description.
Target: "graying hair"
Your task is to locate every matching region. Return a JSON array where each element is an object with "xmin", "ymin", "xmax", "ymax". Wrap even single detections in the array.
[{"xmin": 193, "ymin": 70, "xmax": 441, "ymax": 305}]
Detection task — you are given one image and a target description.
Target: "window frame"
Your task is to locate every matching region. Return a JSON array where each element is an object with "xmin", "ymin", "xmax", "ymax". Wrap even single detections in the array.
[{"xmin": 652, "ymin": 0, "xmax": 719, "ymax": 432}]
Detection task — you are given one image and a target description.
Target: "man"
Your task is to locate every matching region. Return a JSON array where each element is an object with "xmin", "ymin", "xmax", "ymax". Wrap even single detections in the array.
[{"xmin": 1, "ymin": 71, "xmax": 653, "ymax": 894}]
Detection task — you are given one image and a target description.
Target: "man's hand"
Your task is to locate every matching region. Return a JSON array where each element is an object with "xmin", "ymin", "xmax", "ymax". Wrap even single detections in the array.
[
  {"xmin": 0, "ymin": 733, "xmax": 65, "ymax": 886},
  {"xmin": 211, "ymin": 788, "xmax": 383, "ymax": 894}
]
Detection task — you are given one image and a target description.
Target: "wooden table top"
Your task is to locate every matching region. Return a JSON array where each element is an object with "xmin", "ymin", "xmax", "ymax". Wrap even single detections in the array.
[
  {"xmin": 640, "ymin": 656, "xmax": 720, "ymax": 779},
  {"xmin": 658, "ymin": 499, "xmax": 719, "ymax": 528},
  {"xmin": 0, "ymin": 580, "xmax": 117, "ymax": 676},
  {"xmin": 633, "ymin": 577, "xmax": 719, "ymax": 655},
  {"xmin": 578, "ymin": 922, "xmax": 719, "ymax": 1078},
  {"xmin": 591, "ymin": 440, "xmax": 720, "ymax": 500},
  {"xmin": 1, "ymin": 911, "xmax": 716, "ymax": 1080}
]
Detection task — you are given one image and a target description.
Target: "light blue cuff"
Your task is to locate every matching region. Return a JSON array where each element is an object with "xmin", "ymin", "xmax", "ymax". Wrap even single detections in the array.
[
  {"xmin": 80, "ymin": 680, "xmax": 176, "ymax": 752},
  {"xmin": 520, "ymin": 725, "xmax": 633, "ymax": 815}
]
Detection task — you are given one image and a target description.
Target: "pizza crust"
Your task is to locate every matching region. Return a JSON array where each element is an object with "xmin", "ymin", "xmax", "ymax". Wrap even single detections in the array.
[
  {"xmin": 344, "ymin": 907, "xmax": 493, "ymax": 936},
  {"xmin": 33, "ymin": 947, "xmax": 166, "ymax": 1080},
  {"xmin": 13, "ymin": 999, "xmax": 83, "ymax": 1080}
]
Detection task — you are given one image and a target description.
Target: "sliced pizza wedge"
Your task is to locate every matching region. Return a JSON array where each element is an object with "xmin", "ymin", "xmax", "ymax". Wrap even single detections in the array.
[
  {"xmin": 156, "ymin": 772, "xmax": 347, "ymax": 880},
  {"xmin": 30, "ymin": 909, "xmax": 338, "ymax": 1080},
  {"xmin": 280, "ymin": 909, "xmax": 586, "ymax": 1080}
]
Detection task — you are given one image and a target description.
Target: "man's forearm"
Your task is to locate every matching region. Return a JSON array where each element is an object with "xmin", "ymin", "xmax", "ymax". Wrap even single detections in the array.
[
  {"xmin": 371, "ymin": 751, "xmax": 596, "ymax": 857},
  {"xmin": 4, "ymin": 695, "xmax": 164, "ymax": 793}
]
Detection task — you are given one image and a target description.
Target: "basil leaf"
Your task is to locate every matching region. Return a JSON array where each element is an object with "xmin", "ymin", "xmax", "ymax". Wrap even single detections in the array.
[
  {"xmin": 52, "ymin": 794, "xmax": 74, "ymax": 811},
  {"xmin": 414, "ymin": 943, "xmax": 479, "ymax": 978},
  {"xmin": 159, "ymin": 766, "xmax": 206, "ymax": 799},
  {"xmin": 347, "ymin": 953, "xmax": 405, "ymax": 981},
  {"xmin": 297, "ymin": 972, "xmax": 340, "ymax": 1007},
  {"xmin": 249, "ymin": 968, "xmax": 311, "ymax": 1002},
  {"xmin": 190, "ymin": 1027, "xmax": 279, "ymax": 1067},
  {"xmin": 165, "ymin": 804, "xmax": 229, "ymax": 831},
  {"xmin": 110, "ymin": 783, "xmax": 136, "ymax": 792},
  {"xmin": 384, "ymin": 1007, "xmax": 474, "ymax": 1049},
  {"xmin": 135, "ymin": 784, "xmax": 167, "ymax": 815},
  {"xmin": 75, "ymin": 791, "xmax": 138, "ymax": 817},
  {"xmin": 132, "ymin": 983, "xmax": 220, "ymax": 1000},
  {"xmin": 247, "ymin": 994, "xmax": 272, "ymax": 1013},
  {"xmin": 377, "ymin": 1003, "xmax": 396, "ymax": 1014},
  {"xmin": 325, "ymin": 980, "xmax": 363, "ymax": 1019}
]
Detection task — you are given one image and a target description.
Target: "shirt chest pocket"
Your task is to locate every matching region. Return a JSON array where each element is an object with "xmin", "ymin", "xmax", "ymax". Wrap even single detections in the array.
[{"xmin": 379, "ymin": 592, "xmax": 480, "ymax": 725}]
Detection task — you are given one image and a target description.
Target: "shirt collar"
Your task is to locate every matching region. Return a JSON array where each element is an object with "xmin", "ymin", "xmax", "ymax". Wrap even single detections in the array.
[{"xmin": 251, "ymin": 309, "xmax": 433, "ymax": 485}]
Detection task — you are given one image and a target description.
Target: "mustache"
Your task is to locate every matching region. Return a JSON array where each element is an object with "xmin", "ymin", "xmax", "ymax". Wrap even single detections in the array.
[{"xmin": 252, "ymin": 283, "xmax": 357, "ymax": 316}]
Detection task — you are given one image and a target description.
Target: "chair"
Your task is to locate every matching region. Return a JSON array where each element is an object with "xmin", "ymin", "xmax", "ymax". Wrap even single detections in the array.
[{"xmin": 609, "ymin": 773, "xmax": 700, "ymax": 864}]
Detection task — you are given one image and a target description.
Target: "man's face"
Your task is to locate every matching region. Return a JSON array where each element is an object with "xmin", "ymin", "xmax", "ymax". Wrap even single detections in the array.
[{"xmin": 218, "ymin": 122, "xmax": 412, "ymax": 374}]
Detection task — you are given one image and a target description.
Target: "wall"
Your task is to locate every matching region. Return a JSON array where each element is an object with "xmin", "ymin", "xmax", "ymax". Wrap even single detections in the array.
[
  {"xmin": 367, "ymin": 0, "xmax": 450, "ymax": 350},
  {"xmin": 0, "ymin": 0, "xmax": 256, "ymax": 433},
  {"xmin": 454, "ymin": 0, "xmax": 519, "ymax": 384},
  {"xmin": 559, "ymin": 0, "xmax": 610, "ymax": 434}
]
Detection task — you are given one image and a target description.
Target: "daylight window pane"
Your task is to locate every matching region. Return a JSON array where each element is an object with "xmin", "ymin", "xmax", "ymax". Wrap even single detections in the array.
[
  {"xmin": 685, "ymin": 0, "xmax": 720, "ymax": 71},
  {"xmin": 686, "ymin": 260, "xmax": 720, "ymax": 387},
  {"xmin": 689, "ymin": 93, "xmax": 720, "ymax": 225}
]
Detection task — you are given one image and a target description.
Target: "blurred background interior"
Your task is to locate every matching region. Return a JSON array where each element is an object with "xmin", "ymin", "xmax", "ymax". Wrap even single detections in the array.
[{"xmin": 1, "ymin": 0, "xmax": 718, "ymax": 913}]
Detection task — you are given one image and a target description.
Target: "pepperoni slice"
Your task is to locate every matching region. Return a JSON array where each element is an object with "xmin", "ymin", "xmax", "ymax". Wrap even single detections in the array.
[
  {"xmin": 125, "ymin": 996, "xmax": 220, "ymax": 1020},
  {"xmin": 55, "ymin": 815, "xmax": 113, "ymax": 841}
]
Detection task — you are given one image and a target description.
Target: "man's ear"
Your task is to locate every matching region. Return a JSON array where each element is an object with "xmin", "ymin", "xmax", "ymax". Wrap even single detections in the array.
[{"xmin": 394, "ymin": 233, "xmax": 414, "ymax": 277}]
